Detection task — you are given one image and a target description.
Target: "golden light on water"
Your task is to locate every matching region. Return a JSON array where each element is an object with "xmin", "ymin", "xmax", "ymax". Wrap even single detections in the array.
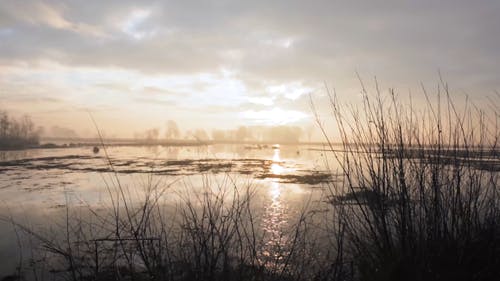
[
  {"xmin": 269, "ymin": 147, "xmax": 284, "ymax": 200},
  {"xmin": 259, "ymin": 146, "xmax": 290, "ymax": 267},
  {"xmin": 270, "ymin": 147, "xmax": 284, "ymax": 176},
  {"xmin": 270, "ymin": 162, "xmax": 284, "ymax": 175},
  {"xmin": 260, "ymin": 179, "xmax": 287, "ymax": 265},
  {"xmin": 270, "ymin": 181, "xmax": 281, "ymax": 200},
  {"xmin": 268, "ymin": 147, "xmax": 284, "ymax": 230}
]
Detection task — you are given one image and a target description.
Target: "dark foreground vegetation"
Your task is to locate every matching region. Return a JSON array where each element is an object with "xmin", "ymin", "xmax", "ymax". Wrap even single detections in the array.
[
  {"xmin": 0, "ymin": 111, "xmax": 39, "ymax": 150},
  {"xmin": 2, "ymin": 82, "xmax": 499, "ymax": 281},
  {"xmin": 317, "ymin": 82, "xmax": 500, "ymax": 281}
]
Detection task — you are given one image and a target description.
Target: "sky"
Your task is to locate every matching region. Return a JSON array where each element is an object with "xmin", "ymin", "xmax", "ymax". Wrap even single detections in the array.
[{"xmin": 0, "ymin": 0, "xmax": 499, "ymax": 140}]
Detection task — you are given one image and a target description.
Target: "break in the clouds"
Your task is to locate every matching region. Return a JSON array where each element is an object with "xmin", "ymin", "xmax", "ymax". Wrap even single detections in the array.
[{"xmin": 0, "ymin": 0, "xmax": 499, "ymax": 138}]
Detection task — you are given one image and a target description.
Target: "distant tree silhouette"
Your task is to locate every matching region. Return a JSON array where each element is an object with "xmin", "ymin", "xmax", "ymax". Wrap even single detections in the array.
[
  {"xmin": 211, "ymin": 129, "xmax": 226, "ymax": 141},
  {"xmin": 165, "ymin": 120, "xmax": 180, "ymax": 139},
  {"xmin": 145, "ymin": 128, "xmax": 160, "ymax": 141},
  {"xmin": 0, "ymin": 110, "xmax": 39, "ymax": 149},
  {"xmin": 193, "ymin": 129, "xmax": 209, "ymax": 141},
  {"xmin": 236, "ymin": 126, "xmax": 249, "ymax": 141}
]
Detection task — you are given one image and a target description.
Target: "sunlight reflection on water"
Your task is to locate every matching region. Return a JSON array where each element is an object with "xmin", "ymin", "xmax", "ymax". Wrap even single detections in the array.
[
  {"xmin": 259, "ymin": 147, "xmax": 291, "ymax": 268},
  {"xmin": 270, "ymin": 148, "xmax": 284, "ymax": 175},
  {"xmin": 0, "ymin": 144, "xmax": 333, "ymax": 275}
]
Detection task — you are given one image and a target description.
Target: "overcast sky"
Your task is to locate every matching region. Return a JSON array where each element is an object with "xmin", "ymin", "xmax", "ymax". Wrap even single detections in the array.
[{"xmin": 0, "ymin": 0, "xmax": 498, "ymax": 138}]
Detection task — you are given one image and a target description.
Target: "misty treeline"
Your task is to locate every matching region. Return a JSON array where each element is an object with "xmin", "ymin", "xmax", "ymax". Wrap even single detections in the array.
[
  {"xmin": 0, "ymin": 110, "xmax": 40, "ymax": 149},
  {"xmin": 212, "ymin": 125, "xmax": 303, "ymax": 143},
  {"xmin": 134, "ymin": 119, "xmax": 306, "ymax": 143}
]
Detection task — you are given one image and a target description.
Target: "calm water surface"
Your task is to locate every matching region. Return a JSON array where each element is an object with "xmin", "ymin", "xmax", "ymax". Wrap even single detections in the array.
[{"xmin": 0, "ymin": 144, "xmax": 338, "ymax": 275}]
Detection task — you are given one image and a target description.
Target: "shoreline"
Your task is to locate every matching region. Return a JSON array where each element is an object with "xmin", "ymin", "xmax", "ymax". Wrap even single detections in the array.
[{"xmin": 0, "ymin": 139, "xmax": 332, "ymax": 152}]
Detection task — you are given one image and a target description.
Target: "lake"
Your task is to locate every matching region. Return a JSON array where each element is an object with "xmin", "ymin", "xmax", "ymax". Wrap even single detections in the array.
[{"xmin": 0, "ymin": 143, "xmax": 339, "ymax": 276}]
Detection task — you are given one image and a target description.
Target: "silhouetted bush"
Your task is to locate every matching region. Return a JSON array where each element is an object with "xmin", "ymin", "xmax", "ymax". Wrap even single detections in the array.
[{"xmin": 318, "ymin": 79, "xmax": 500, "ymax": 281}]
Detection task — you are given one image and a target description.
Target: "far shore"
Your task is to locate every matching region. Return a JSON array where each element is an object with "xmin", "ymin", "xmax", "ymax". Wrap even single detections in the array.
[{"xmin": 0, "ymin": 138, "xmax": 332, "ymax": 152}]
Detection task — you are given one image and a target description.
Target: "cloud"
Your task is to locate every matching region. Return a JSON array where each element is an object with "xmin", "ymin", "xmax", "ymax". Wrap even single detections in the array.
[
  {"xmin": 134, "ymin": 97, "xmax": 176, "ymax": 106},
  {"xmin": 247, "ymin": 96, "xmax": 274, "ymax": 106},
  {"xmin": 120, "ymin": 8, "xmax": 157, "ymax": 40},
  {"xmin": 240, "ymin": 107, "xmax": 309, "ymax": 125},
  {"xmin": 0, "ymin": 0, "xmax": 497, "ymax": 85},
  {"xmin": 0, "ymin": 0, "xmax": 498, "ymax": 136},
  {"xmin": 0, "ymin": 1, "xmax": 105, "ymax": 37}
]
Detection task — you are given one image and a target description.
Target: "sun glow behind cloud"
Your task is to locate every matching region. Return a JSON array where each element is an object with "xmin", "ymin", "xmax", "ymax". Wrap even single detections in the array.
[
  {"xmin": 240, "ymin": 107, "xmax": 308, "ymax": 125},
  {"xmin": 0, "ymin": 0, "xmax": 498, "ymax": 139},
  {"xmin": 2, "ymin": 61, "xmax": 313, "ymax": 135},
  {"xmin": 267, "ymin": 83, "xmax": 312, "ymax": 100}
]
